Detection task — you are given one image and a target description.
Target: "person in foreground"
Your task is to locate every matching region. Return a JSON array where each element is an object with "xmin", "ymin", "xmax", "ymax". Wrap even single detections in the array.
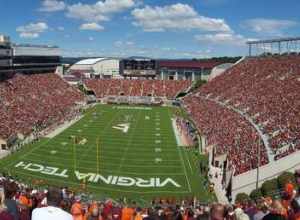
[{"xmin": 31, "ymin": 187, "xmax": 72, "ymax": 220}]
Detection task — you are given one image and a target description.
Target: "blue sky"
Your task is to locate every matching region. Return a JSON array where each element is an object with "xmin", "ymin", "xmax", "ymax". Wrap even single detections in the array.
[{"xmin": 0, "ymin": 0, "xmax": 299, "ymax": 58}]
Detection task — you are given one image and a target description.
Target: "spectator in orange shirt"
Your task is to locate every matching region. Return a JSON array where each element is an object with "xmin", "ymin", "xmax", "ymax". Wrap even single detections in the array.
[
  {"xmin": 122, "ymin": 204, "xmax": 134, "ymax": 220},
  {"xmin": 71, "ymin": 196, "xmax": 84, "ymax": 220},
  {"xmin": 285, "ymin": 180, "xmax": 294, "ymax": 198}
]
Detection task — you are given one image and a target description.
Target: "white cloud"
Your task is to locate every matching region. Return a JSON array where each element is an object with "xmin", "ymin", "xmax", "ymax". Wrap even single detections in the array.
[
  {"xmin": 79, "ymin": 22, "xmax": 104, "ymax": 31},
  {"xmin": 57, "ymin": 26, "xmax": 65, "ymax": 31},
  {"xmin": 39, "ymin": 0, "xmax": 66, "ymax": 12},
  {"xmin": 131, "ymin": 3, "xmax": 231, "ymax": 32},
  {"xmin": 114, "ymin": 40, "xmax": 135, "ymax": 47},
  {"xmin": 243, "ymin": 18, "xmax": 298, "ymax": 35},
  {"xmin": 195, "ymin": 32, "xmax": 253, "ymax": 46},
  {"xmin": 88, "ymin": 37, "xmax": 94, "ymax": 41},
  {"xmin": 19, "ymin": 33, "xmax": 39, "ymax": 39},
  {"xmin": 16, "ymin": 22, "xmax": 48, "ymax": 38},
  {"xmin": 66, "ymin": 0, "xmax": 136, "ymax": 22},
  {"xmin": 114, "ymin": 40, "xmax": 123, "ymax": 47}
]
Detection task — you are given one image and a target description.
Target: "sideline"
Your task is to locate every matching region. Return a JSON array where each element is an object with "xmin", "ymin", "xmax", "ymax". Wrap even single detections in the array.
[{"xmin": 45, "ymin": 115, "xmax": 83, "ymax": 138}]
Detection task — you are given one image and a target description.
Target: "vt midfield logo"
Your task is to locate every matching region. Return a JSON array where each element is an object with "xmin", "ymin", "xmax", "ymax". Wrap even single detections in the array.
[{"xmin": 112, "ymin": 123, "xmax": 130, "ymax": 133}]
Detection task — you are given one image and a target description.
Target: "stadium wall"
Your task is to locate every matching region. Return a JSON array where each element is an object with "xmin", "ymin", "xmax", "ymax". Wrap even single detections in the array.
[{"xmin": 231, "ymin": 150, "xmax": 300, "ymax": 199}]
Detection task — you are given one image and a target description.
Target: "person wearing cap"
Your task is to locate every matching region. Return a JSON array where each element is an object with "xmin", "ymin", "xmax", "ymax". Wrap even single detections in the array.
[
  {"xmin": 31, "ymin": 187, "xmax": 72, "ymax": 220},
  {"xmin": 71, "ymin": 196, "xmax": 84, "ymax": 220}
]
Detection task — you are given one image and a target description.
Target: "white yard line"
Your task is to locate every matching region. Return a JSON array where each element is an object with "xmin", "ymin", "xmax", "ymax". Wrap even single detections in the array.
[{"xmin": 183, "ymin": 149, "xmax": 194, "ymax": 173}]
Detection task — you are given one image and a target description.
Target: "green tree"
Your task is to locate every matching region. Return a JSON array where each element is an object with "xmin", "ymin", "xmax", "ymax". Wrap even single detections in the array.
[
  {"xmin": 277, "ymin": 171, "xmax": 296, "ymax": 189},
  {"xmin": 261, "ymin": 179, "xmax": 278, "ymax": 196},
  {"xmin": 250, "ymin": 188, "xmax": 262, "ymax": 200},
  {"xmin": 235, "ymin": 193, "xmax": 250, "ymax": 203}
]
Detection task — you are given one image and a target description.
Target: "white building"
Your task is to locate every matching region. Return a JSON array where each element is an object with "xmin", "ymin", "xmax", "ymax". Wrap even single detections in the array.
[
  {"xmin": 69, "ymin": 57, "xmax": 120, "ymax": 78},
  {"xmin": 0, "ymin": 35, "xmax": 12, "ymax": 72}
]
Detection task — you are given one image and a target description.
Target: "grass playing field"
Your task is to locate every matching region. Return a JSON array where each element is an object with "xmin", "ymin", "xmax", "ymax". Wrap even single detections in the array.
[{"xmin": 0, "ymin": 104, "xmax": 214, "ymax": 203}]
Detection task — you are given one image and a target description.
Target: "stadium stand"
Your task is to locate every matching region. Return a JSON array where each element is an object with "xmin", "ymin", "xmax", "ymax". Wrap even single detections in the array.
[
  {"xmin": 183, "ymin": 55, "xmax": 300, "ymax": 176},
  {"xmin": 83, "ymin": 79, "xmax": 192, "ymax": 99},
  {"xmin": 0, "ymin": 73, "xmax": 85, "ymax": 147}
]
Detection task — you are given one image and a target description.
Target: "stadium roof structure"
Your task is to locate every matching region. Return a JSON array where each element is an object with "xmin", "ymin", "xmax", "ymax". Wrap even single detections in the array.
[
  {"xmin": 12, "ymin": 43, "xmax": 59, "ymax": 48},
  {"xmin": 158, "ymin": 60, "xmax": 220, "ymax": 69},
  {"xmin": 75, "ymin": 58, "xmax": 108, "ymax": 65},
  {"xmin": 246, "ymin": 36, "xmax": 300, "ymax": 56},
  {"xmin": 246, "ymin": 37, "xmax": 300, "ymax": 44}
]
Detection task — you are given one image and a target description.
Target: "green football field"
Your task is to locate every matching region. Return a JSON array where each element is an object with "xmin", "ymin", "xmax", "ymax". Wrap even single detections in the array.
[{"xmin": 0, "ymin": 104, "xmax": 214, "ymax": 203}]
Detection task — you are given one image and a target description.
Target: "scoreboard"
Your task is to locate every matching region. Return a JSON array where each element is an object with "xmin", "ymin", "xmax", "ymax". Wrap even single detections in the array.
[{"xmin": 120, "ymin": 59, "xmax": 157, "ymax": 76}]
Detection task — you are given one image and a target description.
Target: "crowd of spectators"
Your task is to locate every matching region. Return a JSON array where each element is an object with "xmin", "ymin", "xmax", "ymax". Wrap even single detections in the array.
[
  {"xmin": 0, "ymin": 174, "xmax": 299, "ymax": 220},
  {"xmin": 84, "ymin": 79, "xmax": 191, "ymax": 99},
  {"xmin": 0, "ymin": 73, "xmax": 85, "ymax": 144},
  {"xmin": 183, "ymin": 55, "xmax": 300, "ymax": 175},
  {"xmin": 183, "ymin": 96, "xmax": 269, "ymax": 176}
]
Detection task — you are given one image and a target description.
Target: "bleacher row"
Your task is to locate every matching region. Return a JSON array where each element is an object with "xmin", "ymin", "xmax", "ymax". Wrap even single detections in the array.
[
  {"xmin": 83, "ymin": 79, "xmax": 191, "ymax": 99},
  {"xmin": 183, "ymin": 55, "xmax": 300, "ymax": 175},
  {"xmin": 0, "ymin": 73, "xmax": 84, "ymax": 142}
]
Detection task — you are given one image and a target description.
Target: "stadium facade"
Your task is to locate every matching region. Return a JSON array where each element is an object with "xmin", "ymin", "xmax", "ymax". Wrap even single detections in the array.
[
  {"xmin": 0, "ymin": 35, "xmax": 12, "ymax": 73},
  {"xmin": 158, "ymin": 60, "xmax": 221, "ymax": 81},
  {"xmin": 68, "ymin": 57, "xmax": 120, "ymax": 79},
  {"xmin": 0, "ymin": 34, "xmax": 61, "ymax": 74},
  {"xmin": 119, "ymin": 57, "xmax": 222, "ymax": 80}
]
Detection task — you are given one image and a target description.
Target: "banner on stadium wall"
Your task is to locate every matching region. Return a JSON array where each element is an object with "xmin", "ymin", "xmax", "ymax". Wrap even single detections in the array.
[{"xmin": 15, "ymin": 161, "xmax": 181, "ymax": 188}]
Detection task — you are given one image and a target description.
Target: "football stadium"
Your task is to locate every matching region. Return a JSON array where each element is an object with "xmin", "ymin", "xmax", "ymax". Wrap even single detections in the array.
[{"xmin": 0, "ymin": 0, "xmax": 300, "ymax": 220}]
